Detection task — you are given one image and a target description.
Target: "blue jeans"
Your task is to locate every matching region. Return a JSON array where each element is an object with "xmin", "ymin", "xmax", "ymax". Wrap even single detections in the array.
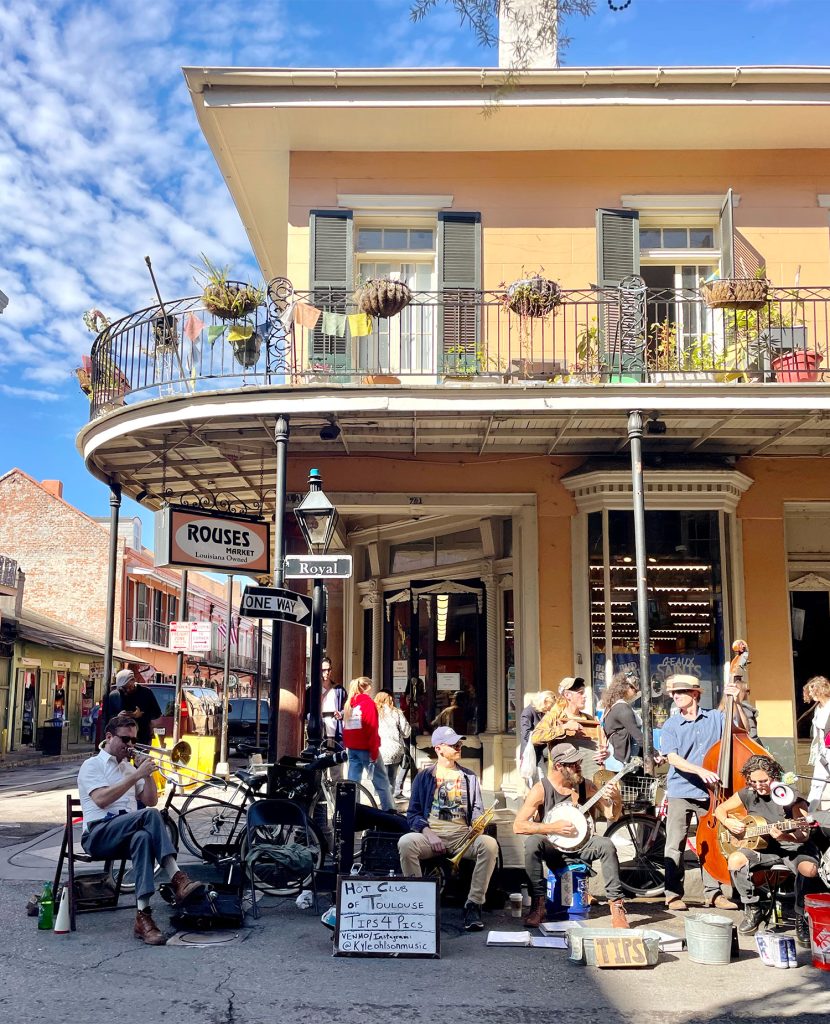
[{"xmin": 347, "ymin": 748, "xmax": 395, "ymax": 811}]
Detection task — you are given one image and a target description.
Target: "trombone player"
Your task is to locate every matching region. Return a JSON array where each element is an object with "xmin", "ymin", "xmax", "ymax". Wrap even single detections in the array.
[
  {"xmin": 398, "ymin": 726, "xmax": 499, "ymax": 932},
  {"xmin": 77, "ymin": 716, "xmax": 206, "ymax": 945}
]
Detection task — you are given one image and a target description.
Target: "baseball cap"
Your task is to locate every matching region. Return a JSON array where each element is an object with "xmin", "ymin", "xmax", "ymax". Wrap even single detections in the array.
[
  {"xmin": 558, "ymin": 676, "xmax": 586, "ymax": 695},
  {"xmin": 548, "ymin": 742, "xmax": 582, "ymax": 764},
  {"xmin": 665, "ymin": 674, "xmax": 702, "ymax": 693},
  {"xmin": 115, "ymin": 669, "xmax": 135, "ymax": 690},
  {"xmin": 431, "ymin": 726, "xmax": 466, "ymax": 747}
]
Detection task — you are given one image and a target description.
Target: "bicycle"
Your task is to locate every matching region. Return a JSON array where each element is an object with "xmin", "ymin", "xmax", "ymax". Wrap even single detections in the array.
[{"xmin": 604, "ymin": 776, "xmax": 700, "ymax": 898}]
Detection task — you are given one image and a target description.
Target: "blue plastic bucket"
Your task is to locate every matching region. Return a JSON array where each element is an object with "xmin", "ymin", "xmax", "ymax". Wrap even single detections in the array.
[{"xmin": 546, "ymin": 864, "xmax": 589, "ymax": 918}]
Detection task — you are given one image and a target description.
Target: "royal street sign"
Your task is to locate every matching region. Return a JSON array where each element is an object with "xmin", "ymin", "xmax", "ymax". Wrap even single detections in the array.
[
  {"xmin": 240, "ymin": 586, "xmax": 312, "ymax": 626},
  {"xmin": 284, "ymin": 555, "xmax": 353, "ymax": 579}
]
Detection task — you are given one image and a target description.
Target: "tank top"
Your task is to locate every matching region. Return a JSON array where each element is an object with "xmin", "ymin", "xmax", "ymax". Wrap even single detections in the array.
[
  {"xmin": 737, "ymin": 785, "xmax": 803, "ymax": 851},
  {"xmin": 541, "ymin": 776, "xmax": 588, "ymax": 816}
]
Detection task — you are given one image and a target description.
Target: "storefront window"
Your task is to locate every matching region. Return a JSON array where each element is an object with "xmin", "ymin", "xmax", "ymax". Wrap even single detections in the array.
[{"xmin": 589, "ymin": 509, "xmax": 725, "ymax": 722}]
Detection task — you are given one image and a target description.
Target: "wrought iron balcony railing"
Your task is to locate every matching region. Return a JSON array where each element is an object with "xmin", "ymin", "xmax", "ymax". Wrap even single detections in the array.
[
  {"xmin": 125, "ymin": 617, "xmax": 170, "ymax": 648},
  {"xmin": 0, "ymin": 554, "xmax": 18, "ymax": 591},
  {"xmin": 86, "ymin": 281, "xmax": 830, "ymax": 416}
]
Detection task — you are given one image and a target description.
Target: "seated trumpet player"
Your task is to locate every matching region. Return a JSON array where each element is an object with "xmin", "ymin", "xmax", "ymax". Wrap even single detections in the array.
[
  {"xmin": 714, "ymin": 754, "xmax": 822, "ymax": 945},
  {"xmin": 77, "ymin": 717, "xmax": 205, "ymax": 946},
  {"xmin": 514, "ymin": 742, "xmax": 630, "ymax": 929},
  {"xmin": 398, "ymin": 726, "xmax": 498, "ymax": 932}
]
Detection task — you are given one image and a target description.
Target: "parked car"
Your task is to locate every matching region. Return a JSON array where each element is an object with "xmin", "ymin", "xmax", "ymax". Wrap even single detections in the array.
[
  {"xmin": 218, "ymin": 698, "xmax": 269, "ymax": 754},
  {"xmin": 144, "ymin": 684, "xmax": 221, "ymax": 739}
]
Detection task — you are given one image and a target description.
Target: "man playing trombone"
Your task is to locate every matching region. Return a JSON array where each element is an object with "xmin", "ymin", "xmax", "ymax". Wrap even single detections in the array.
[
  {"xmin": 398, "ymin": 726, "xmax": 498, "ymax": 932},
  {"xmin": 77, "ymin": 716, "xmax": 205, "ymax": 945}
]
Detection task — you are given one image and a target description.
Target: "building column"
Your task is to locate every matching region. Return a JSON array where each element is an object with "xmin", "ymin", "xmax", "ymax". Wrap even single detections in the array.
[
  {"xmin": 482, "ymin": 563, "xmax": 500, "ymax": 730},
  {"xmin": 102, "ymin": 479, "xmax": 121, "ymax": 701},
  {"xmin": 360, "ymin": 580, "xmax": 383, "ymax": 686},
  {"xmin": 324, "ymin": 579, "xmax": 344, "ymax": 685}
]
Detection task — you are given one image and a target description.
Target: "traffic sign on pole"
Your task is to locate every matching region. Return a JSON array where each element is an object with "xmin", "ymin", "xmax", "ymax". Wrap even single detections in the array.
[
  {"xmin": 240, "ymin": 585, "xmax": 312, "ymax": 626},
  {"xmin": 284, "ymin": 554, "xmax": 353, "ymax": 579}
]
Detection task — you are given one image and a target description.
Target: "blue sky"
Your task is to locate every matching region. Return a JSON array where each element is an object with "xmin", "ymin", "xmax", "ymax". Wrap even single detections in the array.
[{"xmin": 1, "ymin": 0, "xmax": 829, "ymax": 541}]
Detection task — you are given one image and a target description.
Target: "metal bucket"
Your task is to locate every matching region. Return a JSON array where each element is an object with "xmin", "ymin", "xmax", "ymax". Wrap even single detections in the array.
[{"xmin": 684, "ymin": 913, "xmax": 734, "ymax": 965}]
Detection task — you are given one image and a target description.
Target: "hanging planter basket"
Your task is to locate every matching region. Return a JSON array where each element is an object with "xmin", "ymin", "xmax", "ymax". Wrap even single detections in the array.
[
  {"xmin": 203, "ymin": 281, "xmax": 264, "ymax": 321},
  {"xmin": 506, "ymin": 277, "xmax": 561, "ymax": 317},
  {"xmin": 701, "ymin": 277, "xmax": 769, "ymax": 311},
  {"xmin": 355, "ymin": 279, "xmax": 412, "ymax": 318},
  {"xmin": 229, "ymin": 331, "xmax": 263, "ymax": 368},
  {"xmin": 152, "ymin": 314, "xmax": 178, "ymax": 354}
]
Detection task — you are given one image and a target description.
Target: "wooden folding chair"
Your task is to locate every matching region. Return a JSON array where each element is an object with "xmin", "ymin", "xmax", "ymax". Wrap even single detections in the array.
[{"xmin": 52, "ymin": 795, "xmax": 127, "ymax": 931}]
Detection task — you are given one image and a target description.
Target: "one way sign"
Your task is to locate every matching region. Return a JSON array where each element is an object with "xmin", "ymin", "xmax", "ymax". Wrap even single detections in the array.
[{"xmin": 240, "ymin": 586, "xmax": 313, "ymax": 626}]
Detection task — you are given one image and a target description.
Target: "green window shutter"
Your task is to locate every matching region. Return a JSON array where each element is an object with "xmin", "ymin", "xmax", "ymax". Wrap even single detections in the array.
[
  {"xmin": 596, "ymin": 208, "xmax": 640, "ymax": 286},
  {"xmin": 595, "ymin": 209, "xmax": 641, "ymax": 381},
  {"xmin": 309, "ymin": 210, "xmax": 353, "ymax": 370},
  {"xmin": 437, "ymin": 213, "xmax": 481, "ymax": 372},
  {"xmin": 719, "ymin": 188, "xmax": 735, "ymax": 278}
]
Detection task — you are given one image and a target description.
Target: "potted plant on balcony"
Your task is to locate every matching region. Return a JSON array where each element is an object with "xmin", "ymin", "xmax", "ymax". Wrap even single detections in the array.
[
  {"xmin": 722, "ymin": 288, "xmax": 821, "ymax": 382},
  {"xmin": 355, "ymin": 278, "xmax": 412, "ymax": 318},
  {"xmin": 227, "ymin": 326, "xmax": 263, "ymax": 368},
  {"xmin": 195, "ymin": 254, "xmax": 265, "ymax": 321},
  {"xmin": 79, "ymin": 309, "xmax": 130, "ymax": 409},
  {"xmin": 647, "ymin": 319, "xmax": 727, "ymax": 383},
  {"xmin": 504, "ymin": 271, "xmax": 561, "ymax": 318},
  {"xmin": 700, "ymin": 268, "xmax": 769, "ymax": 311}
]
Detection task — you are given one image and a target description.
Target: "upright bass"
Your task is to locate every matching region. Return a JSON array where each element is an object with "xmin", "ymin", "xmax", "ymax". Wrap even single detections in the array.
[{"xmin": 695, "ymin": 639, "xmax": 771, "ymax": 885}]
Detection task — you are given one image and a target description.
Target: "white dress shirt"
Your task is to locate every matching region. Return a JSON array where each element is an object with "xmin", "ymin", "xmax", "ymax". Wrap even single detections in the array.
[{"xmin": 77, "ymin": 748, "xmax": 146, "ymax": 832}]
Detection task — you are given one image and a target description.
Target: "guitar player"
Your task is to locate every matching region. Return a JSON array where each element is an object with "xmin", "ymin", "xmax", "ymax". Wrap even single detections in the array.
[
  {"xmin": 715, "ymin": 754, "xmax": 823, "ymax": 945},
  {"xmin": 513, "ymin": 741, "xmax": 630, "ymax": 929}
]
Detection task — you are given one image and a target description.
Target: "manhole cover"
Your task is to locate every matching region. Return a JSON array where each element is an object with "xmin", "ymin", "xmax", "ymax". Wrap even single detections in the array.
[{"xmin": 166, "ymin": 929, "xmax": 249, "ymax": 947}]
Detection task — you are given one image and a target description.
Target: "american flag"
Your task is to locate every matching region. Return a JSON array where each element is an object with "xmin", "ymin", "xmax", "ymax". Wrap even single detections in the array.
[{"xmin": 216, "ymin": 616, "xmax": 239, "ymax": 646}]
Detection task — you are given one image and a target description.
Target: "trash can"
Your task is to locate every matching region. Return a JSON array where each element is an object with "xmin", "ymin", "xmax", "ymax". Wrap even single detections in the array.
[{"xmin": 40, "ymin": 719, "xmax": 64, "ymax": 757}]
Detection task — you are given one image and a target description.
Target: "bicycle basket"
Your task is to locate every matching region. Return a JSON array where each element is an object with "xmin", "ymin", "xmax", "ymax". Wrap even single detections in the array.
[
  {"xmin": 268, "ymin": 761, "xmax": 318, "ymax": 804},
  {"xmin": 620, "ymin": 775, "xmax": 658, "ymax": 807}
]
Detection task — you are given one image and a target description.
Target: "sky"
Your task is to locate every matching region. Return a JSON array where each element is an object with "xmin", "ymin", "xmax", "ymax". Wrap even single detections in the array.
[{"xmin": 1, "ymin": 0, "xmax": 830, "ymax": 542}]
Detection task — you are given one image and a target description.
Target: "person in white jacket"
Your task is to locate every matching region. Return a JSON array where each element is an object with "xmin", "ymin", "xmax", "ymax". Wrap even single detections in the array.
[{"xmin": 376, "ymin": 690, "xmax": 412, "ymax": 800}]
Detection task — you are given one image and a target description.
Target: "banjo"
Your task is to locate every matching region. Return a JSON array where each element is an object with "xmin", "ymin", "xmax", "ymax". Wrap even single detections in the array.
[{"xmin": 543, "ymin": 757, "xmax": 643, "ymax": 852}]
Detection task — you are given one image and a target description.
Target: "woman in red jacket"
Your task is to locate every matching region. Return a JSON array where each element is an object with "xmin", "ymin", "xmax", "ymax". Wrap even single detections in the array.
[{"xmin": 342, "ymin": 676, "xmax": 395, "ymax": 811}]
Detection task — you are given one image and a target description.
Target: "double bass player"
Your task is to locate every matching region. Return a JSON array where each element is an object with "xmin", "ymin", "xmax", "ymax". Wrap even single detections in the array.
[{"xmin": 659, "ymin": 673, "xmax": 741, "ymax": 911}]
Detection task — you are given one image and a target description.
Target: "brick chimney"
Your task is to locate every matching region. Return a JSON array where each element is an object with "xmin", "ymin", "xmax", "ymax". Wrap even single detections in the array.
[{"xmin": 41, "ymin": 479, "xmax": 63, "ymax": 499}]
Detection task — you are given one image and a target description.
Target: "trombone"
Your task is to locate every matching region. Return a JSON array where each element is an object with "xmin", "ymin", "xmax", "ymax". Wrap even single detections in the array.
[{"xmin": 118, "ymin": 740, "xmax": 226, "ymax": 788}]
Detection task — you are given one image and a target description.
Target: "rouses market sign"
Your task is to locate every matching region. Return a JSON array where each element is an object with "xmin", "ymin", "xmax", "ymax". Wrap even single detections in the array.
[{"xmin": 155, "ymin": 506, "xmax": 271, "ymax": 574}]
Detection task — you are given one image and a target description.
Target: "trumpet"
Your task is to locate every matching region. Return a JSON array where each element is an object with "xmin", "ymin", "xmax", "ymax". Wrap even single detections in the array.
[
  {"xmin": 447, "ymin": 804, "xmax": 497, "ymax": 871},
  {"xmin": 128, "ymin": 741, "xmax": 226, "ymax": 787}
]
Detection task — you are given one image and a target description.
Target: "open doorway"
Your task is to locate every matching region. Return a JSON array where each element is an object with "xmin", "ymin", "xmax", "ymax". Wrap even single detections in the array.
[{"xmin": 790, "ymin": 590, "xmax": 830, "ymax": 739}]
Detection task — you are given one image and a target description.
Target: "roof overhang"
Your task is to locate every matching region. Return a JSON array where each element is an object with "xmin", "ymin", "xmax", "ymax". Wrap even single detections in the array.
[{"xmin": 182, "ymin": 64, "xmax": 830, "ymax": 277}]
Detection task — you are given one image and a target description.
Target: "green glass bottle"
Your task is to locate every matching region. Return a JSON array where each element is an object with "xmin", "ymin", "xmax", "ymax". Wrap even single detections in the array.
[{"xmin": 37, "ymin": 882, "xmax": 53, "ymax": 930}]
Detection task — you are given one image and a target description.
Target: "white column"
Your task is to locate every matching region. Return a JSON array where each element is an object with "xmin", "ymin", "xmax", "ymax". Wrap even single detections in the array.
[
  {"xmin": 360, "ymin": 580, "xmax": 383, "ymax": 685},
  {"xmin": 482, "ymin": 563, "xmax": 500, "ymax": 731}
]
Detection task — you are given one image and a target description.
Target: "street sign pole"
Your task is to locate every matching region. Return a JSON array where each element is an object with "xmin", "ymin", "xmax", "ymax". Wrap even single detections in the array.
[
  {"xmin": 306, "ymin": 578, "xmax": 325, "ymax": 754},
  {"xmin": 173, "ymin": 569, "xmax": 188, "ymax": 743},
  {"xmin": 220, "ymin": 574, "xmax": 233, "ymax": 770},
  {"xmin": 268, "ymin": 415, "xmax": 289, "ymax": 771}
]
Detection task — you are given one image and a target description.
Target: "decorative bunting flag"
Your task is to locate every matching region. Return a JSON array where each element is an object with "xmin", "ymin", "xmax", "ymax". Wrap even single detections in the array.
[
  {"xmin": 347, "ymin": 313, "xmax": 372, "ymax": 337},
  {"xmin": 207, "ymin": 325, "xmax": 225, "ymax": 346},
  {"xmin": 322, "ymin": 311, "xmax": 347, "ymax": 337},
  {"xmin": 183, "ymin": 312, "xmax": 205, "ymax": 342},
  {"xmin": 294, "ymin": 301, "xmax": 322, "ymax": 330},
  {"xmin": 228, "ymin": 325, "xmax": 253, "ymax": 342},
  {"xmin": 279, "ymin": 300, "xmax": 297, "ymax": 331}
]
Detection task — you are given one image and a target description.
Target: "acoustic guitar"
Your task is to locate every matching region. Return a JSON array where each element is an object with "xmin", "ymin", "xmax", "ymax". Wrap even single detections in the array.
[
  {"xmin": 717, "ymin": 813, "xmax": 815, "ymax": 858},
  {"xmin": 543, "ymin": 757, "xmax": 642, "ymax": 852}
]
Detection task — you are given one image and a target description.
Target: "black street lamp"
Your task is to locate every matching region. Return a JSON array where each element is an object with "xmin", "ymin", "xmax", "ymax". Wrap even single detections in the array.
[{"xmin": 294, "ymin": 468, "xmax": 338, "ymax": 756}]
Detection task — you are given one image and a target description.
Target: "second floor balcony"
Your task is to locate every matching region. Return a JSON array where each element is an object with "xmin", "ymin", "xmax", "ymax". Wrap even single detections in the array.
[
  {"xmin": 83, "ymin": 280, "xmax": 830, "ymax": 418},
  {"xmin": 125, "ymin": 616, "xmax": 169, "ymax": 648}
]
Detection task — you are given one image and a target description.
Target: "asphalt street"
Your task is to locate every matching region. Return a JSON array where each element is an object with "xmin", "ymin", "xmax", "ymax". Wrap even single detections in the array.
[{"xmin": 1, "ymin": 760, "xmax": 829, "ymax": 1024}]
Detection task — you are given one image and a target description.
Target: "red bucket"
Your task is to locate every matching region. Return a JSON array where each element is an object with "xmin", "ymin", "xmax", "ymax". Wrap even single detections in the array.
[{"xmin": 805, "ymin": 893, "xmax": 830, "ymax": 971}]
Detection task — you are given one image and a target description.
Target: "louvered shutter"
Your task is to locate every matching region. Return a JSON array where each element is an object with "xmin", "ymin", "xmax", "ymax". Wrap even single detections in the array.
[
  {"xmin": 719, "ymin": 189, "xmax": 734, "ymax": 279},
  {"xmin": 309, "ymin": 210, "xmax": 353, "ymax": 372},
  {"xmin": 437, "ymin": 213, "xmax": 481, "ymax": 372},
  {"xmin": 595, "ymin": 209, "xmax": 641, "ymax": 380}
]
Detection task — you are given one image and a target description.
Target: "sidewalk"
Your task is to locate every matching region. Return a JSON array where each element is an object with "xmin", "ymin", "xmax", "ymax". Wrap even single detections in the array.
[{"xmin": 0, "ymin": 742, "xmax": 95, "ymax": 772}]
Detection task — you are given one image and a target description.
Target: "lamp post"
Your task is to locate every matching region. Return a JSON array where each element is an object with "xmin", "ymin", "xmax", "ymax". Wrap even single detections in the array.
[{"xmin": 294, "ymin": 468, "xmax": 339, "ymax": 758}]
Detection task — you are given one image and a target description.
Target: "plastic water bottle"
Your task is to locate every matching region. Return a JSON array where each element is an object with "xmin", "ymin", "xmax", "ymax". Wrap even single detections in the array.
[{"xmin": 37, "ymin": 882, "xmax": 54, "ymax": 930}]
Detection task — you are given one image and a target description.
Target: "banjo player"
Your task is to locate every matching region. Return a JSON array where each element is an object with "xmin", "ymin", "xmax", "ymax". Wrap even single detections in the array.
[{"xmin": 513, "ymin": 741, "xmax": 631, "ymax": 929}]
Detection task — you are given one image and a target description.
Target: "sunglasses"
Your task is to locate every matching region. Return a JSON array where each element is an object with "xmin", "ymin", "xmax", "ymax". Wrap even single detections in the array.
[{"xmin": 115, "ymin": 734, "xmax": 136, "ymax": 745}]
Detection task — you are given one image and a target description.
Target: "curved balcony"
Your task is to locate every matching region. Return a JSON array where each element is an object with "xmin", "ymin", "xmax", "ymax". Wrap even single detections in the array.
[{"xmin": 85, "ymin": 281, "xmax": 830, "ymax": 420}]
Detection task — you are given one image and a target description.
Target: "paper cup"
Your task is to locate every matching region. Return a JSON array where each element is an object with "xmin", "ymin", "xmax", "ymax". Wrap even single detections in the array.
[{"xmin": 509, "ymin": 893, "xmax": 523, "ymax": 918}]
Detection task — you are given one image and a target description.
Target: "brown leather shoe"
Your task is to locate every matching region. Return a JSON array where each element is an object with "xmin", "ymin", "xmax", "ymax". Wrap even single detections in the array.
[
  {"xmin": 523, "ymin": 895, "xmax": 547, "ymax": 928},
  {"xmin": 609, "ymin": 898, "xmax": 630, "ymax": 929},
  {"xmin": 170, "ymin": 870, "xmax": 206, "ymax": 906},
  {"xmin": 134, "ymin": 909, "xmax": 166, "ymax": 946},
  {"xmin": 706, "ymin": 894, "xmax": 738, "ymax": 911},
  {"xmin": 665, "ymin": 897, "xmax": 688, "ymax": 912}
]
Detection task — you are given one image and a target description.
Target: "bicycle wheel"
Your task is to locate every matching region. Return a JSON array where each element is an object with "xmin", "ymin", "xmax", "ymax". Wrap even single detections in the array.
[
  {"xmin": 239, "ymin": 816, "xmax": 326, "ymax": 897},
  {"xmin": 120, "ymin": 814, "xmax": 179, "ymax": 894},
  {"xmin": 178, "ymin": 794, "xmax": 249, "ymax": 860},
  {"xmin": 606, "ymin": 812, "xmax": 667, "ymax": 897}
]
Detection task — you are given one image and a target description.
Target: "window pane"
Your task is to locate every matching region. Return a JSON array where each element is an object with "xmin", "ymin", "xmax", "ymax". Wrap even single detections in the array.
[
  {"xmin": 436, "ymin": 528, "xmax": 483, "ymax": 565},
  {"xmin": 640, "ymin": 228, "xmax": 661, "ymax": 248},
  {"xmin": 390, "ymin": 539, "xmax": 435, "ymax": 573},
  {"xmin": 663, "ymin": 228, "xmax": 688, "ymax": 248},
  {"xmin": 410, "ymin": 229, "xmax": 434, "ymax": 250},
  {"xmin": 689, "ymin": 228, "xmax": 714, "ymax": 248},
  {"xmin": 383, "ymin": 228, "xmax": 408, "ymax": 250},
  {"xmin": 357, "ymin": 228, "xmax": 382, "ymax": 250}
]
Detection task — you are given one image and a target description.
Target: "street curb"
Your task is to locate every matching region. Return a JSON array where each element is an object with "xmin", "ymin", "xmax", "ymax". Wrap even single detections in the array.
[{"xmin": 0, "ymin": 751, "xmax": 89, "ymax": 773}]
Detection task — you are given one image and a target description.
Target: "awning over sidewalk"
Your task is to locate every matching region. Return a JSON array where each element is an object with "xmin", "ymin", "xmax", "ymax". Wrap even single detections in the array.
[{"xmin": 12, "ymin": 611, "xmax": 132, "ymax": 663}]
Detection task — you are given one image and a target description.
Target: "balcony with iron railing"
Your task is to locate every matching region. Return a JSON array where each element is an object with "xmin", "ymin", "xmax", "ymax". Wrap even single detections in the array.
[
  {"xmin": 84, "ymin": 280, "xmax": 830, "ymax": 417},
  {"xmin": 0, "ymin": 555, "xmax": 18, "ymax": 592},
  {"xmin": 125, "ymin": 617, "xmax": 170, "ymax": 648}
]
